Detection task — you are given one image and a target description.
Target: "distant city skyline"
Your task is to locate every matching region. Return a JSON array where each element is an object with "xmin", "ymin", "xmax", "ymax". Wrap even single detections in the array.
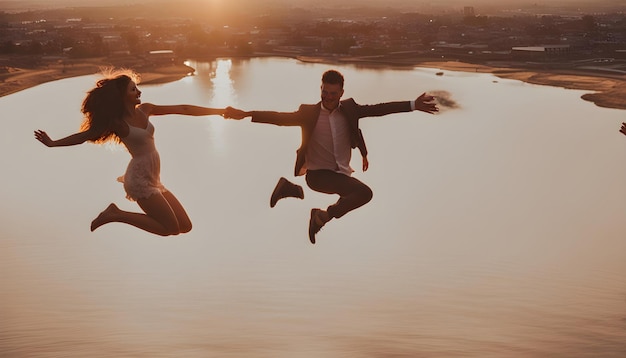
[
  {"xmin": 2, "ymin": 0, "xmax": 623, "ymax": 8},
  {"xmin": 1, "ymin": 0, "xmax": 624, "ymax": 17}
]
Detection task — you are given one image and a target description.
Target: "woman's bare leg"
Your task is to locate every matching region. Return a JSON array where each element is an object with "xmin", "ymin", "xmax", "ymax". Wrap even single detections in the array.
[
  {"xmin": 90, "ymin": 203, "xmax": 121, "ymax": 231},
  {"xmin": 162, "ymin": 190, "xmax": 192, "ymax": 233},
  {"xmin": 90, "ymin": 192, "xmax": 182, "ymax": 236}
]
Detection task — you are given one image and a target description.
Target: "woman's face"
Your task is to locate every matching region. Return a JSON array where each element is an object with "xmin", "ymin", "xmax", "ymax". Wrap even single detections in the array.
[{"xmin": 124, "ymin": 80, "xmax": 142, "ymax": 106}]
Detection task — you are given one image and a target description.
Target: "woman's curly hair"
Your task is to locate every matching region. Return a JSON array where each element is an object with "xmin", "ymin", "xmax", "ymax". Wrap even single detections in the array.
[{"xmin": 79, "ymin": 68, "xmax": 141, "ymax": 144}]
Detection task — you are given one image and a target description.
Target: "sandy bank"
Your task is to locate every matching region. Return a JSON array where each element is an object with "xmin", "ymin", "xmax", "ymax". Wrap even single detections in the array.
[
  {"xmin": 411, "ymin": 60, "xmax": 626, "ymax": 110},
  {"xmin": 0, "ymin": 58, "xmax": 194, "ymax": 98}
]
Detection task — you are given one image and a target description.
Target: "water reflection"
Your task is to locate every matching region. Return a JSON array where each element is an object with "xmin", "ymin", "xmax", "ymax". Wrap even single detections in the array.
[
  {"xmin": 209, "ymin": 58, "xmax": 235, "ymax": 107},
  {"xmin": 2, "ymin": 58, "xmax": 626, "ymax": 357},
  {"xmin": 202, "ymin": 59, "xmax": 236, "ymax": 153}
]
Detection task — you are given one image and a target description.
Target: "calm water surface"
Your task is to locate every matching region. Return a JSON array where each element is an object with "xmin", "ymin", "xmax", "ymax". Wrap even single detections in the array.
[{"xmin": 1, "ymin": 58, "xmax": 626, "ymax": 357}]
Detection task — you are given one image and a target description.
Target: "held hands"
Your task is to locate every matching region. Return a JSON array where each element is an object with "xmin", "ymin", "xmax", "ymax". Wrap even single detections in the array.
[
  {"xmin": 34, "ymin": 130, "xmax": 54, "ymax": 147},
  {"xmin": 224, "ymin": 106, "xmax": 250, "ymax": 120},
  {"xmin": 415, "ymin": 92, "xmax": 439, "ymax": 114}
]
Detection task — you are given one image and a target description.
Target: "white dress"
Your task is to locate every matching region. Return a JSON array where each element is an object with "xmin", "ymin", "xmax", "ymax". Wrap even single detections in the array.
[{"xmin": 117, "ymin": 120, "xmax": 167, "ymax": 201}]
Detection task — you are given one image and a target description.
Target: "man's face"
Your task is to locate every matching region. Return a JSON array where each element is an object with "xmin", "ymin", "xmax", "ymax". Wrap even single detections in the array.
[{"xmin": 320, "ymin": 82, "xmax": 344, "ymax": 111}]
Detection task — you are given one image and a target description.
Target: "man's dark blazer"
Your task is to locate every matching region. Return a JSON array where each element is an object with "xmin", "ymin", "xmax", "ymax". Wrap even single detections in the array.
[{"xmin": 251, "ymin": 98, "xmax": 413, "ymax": 176}]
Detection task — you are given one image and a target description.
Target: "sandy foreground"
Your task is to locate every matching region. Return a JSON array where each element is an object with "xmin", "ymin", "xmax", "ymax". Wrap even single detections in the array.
[{"xmin": 1, "ymin": 57, "xmax": 625, "ymax": 110}]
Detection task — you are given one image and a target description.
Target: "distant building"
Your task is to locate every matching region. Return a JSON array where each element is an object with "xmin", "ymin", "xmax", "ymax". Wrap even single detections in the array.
[
  {"xmin": 464, "ymin": 6, "xmax": 475, "ymax": 17},
  {"xmin": 148, "ymin": 50, "xmax": 175, "ymax": 65},
  {"xmin": 512, "ymin": 45, "xmax": 570, "ymax": 59}
]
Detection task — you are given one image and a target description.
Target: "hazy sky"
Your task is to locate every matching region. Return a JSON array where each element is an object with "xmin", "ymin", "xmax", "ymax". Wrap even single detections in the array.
[
  {"xmin": 3, "ymin": 0, "xmax": 624, "ymax": 15},
  {"xmin": 6, "ymin": 0, "xmax": 620, "ymax": 6}
]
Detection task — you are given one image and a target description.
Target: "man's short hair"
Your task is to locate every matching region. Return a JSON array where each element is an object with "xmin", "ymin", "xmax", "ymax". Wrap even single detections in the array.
[{"xmin": 322, "ymin": 70, "xmax": 344, "ymax": 88}]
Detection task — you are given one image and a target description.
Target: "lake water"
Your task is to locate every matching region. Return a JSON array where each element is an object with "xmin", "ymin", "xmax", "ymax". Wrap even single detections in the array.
[{"xmin": 1, "ymin": 57, "xmax": 626, "ymax": 357}]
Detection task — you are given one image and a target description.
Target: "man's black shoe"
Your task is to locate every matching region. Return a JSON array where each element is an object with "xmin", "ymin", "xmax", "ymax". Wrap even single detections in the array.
[
  {"xmin": 308, "ymin": 208, "xmax": 325, "ymax": 244},
  {"xmin": 270, "ymin": 177, "xmax": 304, "ymax": 208}
]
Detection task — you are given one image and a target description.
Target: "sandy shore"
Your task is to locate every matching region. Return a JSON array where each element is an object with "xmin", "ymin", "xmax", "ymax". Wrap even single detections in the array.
[
  {"xmin": 0, "ymin": 58, "xmax": 194, "ymax": 98},
  {"xmin": 1, "ymin": 56, "xmax": 625, "ymax": 110},
  {"xmin": 418, "ymin": 60, "xmax": 626, "ymax": 110}
]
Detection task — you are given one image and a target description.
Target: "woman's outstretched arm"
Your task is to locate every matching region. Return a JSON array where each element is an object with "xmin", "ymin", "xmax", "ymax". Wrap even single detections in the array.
[
  {"xmin": 142, "ymin": 103, "xmax": 227, "ymax": 117},
  {"xmin": 34, "ymin": 129, "xmax": 100, "ymax": 147}
]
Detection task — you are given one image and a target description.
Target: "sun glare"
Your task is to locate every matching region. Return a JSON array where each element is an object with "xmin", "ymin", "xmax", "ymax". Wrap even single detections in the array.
[
  {"xmin": 205, "ymin": 59, "xmax": 235, "ymax": 153},
  {"xmin": 210, "ymin": 59, "xmax": 235, "ymax": 107},
  {"xmin": 204, "ymin": 0, "xmax": 226, "ymax": 11}
]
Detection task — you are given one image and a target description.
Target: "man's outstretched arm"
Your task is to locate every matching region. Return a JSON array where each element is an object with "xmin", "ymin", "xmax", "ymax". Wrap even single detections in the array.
[
  {"xmin": 225, "ymin": 106, "xmax": 307, "ymax": 127},
  {"xmin": 413, "ymin": 92, "xmax": 439, "ymax": 114}
]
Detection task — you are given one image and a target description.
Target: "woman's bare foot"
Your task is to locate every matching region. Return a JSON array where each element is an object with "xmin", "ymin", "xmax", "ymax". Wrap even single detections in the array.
[{"xmin": 90, "ymin": 203, "xmax": 121, "ymax": 232}]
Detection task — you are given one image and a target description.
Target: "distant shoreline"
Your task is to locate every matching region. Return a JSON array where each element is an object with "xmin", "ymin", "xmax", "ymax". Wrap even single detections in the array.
[
  {"xmin": 0, "ymin": 58, "xmax": 194, "ymax": 98},
  {"xmin": 1, "ymin": 55, "xmax": 625, "ymax": 110},
  {"xmin": 295, "ymin": 55, "xmax": 626, "ymax": 111}
]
